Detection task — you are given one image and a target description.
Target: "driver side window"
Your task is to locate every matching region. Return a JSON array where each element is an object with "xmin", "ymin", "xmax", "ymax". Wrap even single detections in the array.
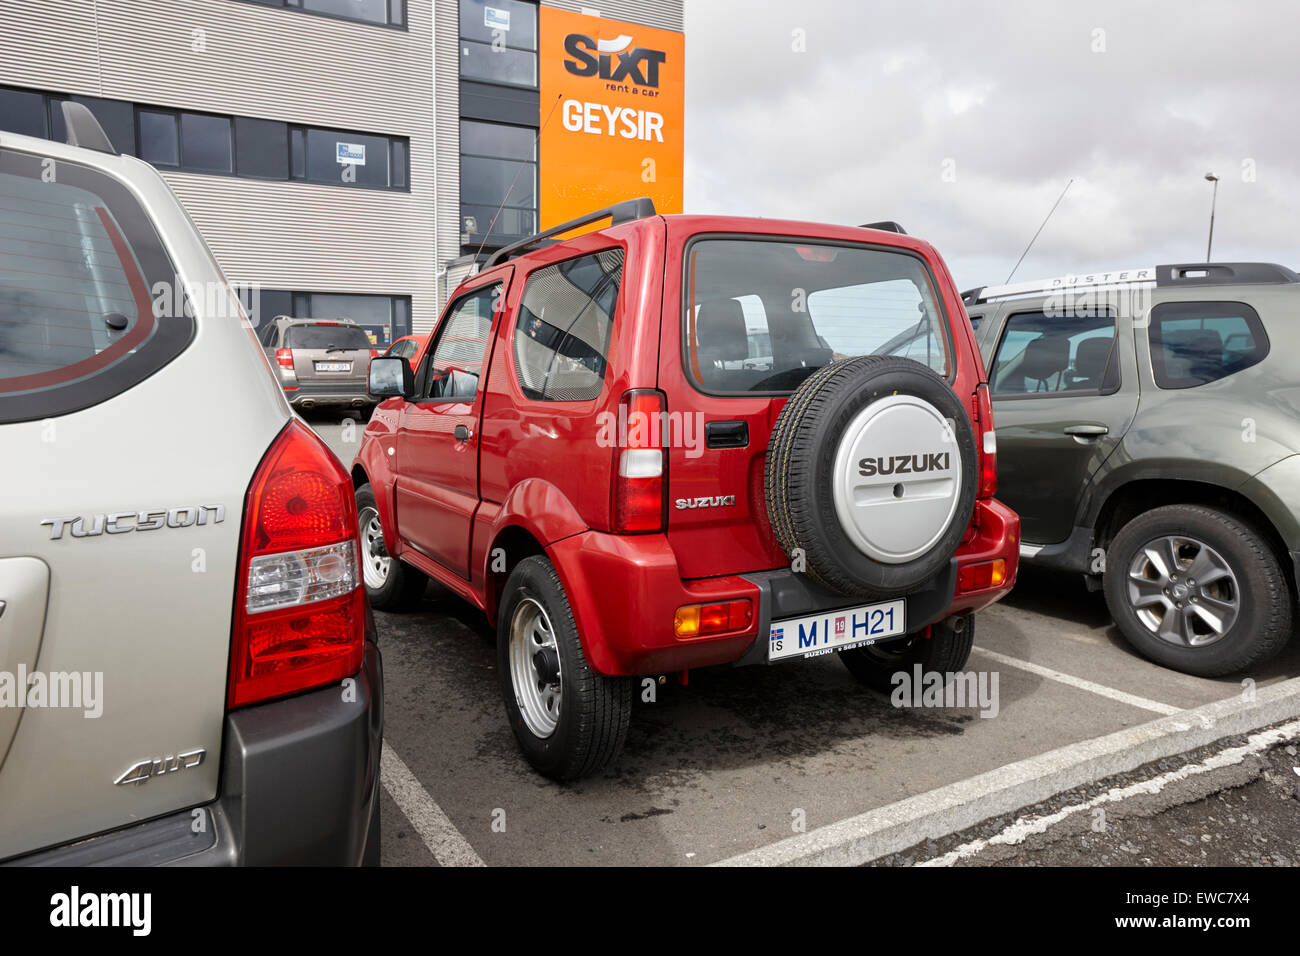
[{"xmin": 422, "ymin": 283, "xmax": 500, "ymax": 402}]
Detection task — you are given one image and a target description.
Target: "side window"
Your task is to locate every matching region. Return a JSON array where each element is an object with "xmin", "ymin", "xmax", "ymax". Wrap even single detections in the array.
[
  {"xmin": 1149, "ymin": 302, "xmax": 1268, "ymax": 389},
  {"xmin": 967, "ymin": 313, "xmax": 983, "ymax": 331},
  {"xmin": 990, "ymin": 311, "xmax": 1118, "ymax": 396},
  {"xmin": 512, "ymin": 249, "xmax": 623, "ymax": 401},
  {"xmin": 423, "ymin": 284, "xmax": 499, "ymax": 402}
]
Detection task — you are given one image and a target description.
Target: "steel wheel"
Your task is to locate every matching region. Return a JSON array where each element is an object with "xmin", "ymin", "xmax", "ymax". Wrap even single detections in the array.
[
  {"xmin": 358, "ymin": 506, "xmax": 391, "ymax": 590},
  {"xmin": 509, "ymin": 597, "xmax": 562, "ymax": 738},
  {"xmin": 1125, "ymin": 534, "xmax": 1240, "ymax": 647}
]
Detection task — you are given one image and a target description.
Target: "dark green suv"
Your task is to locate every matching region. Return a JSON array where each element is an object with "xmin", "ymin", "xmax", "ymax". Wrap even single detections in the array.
[{"xmin": 965, "ymin": 262, "xmax": 1300, "ymax": 676}]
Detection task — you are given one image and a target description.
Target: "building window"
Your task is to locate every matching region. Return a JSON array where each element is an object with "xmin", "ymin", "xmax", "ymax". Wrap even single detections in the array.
[
  {"xmin": 235, "ymin": 117, "xmax": 290, "ymax": 180},
  {"xmin": 258, "ymin": 291, "xmax": 413, "ymax": 347},
  {"xmin": 291, "ymin": 126, "xmax": 407, "ymax": 190},
  {"xmin": 137, "ymin": 109, "xmax": 180, "ymax": 166},
  {"xmin": 230, "ymin": 0, "xmax": 406, "ymax": 28},
  {"xmin": 0, "ymin": 88, "xmax": 46, "ymax": 138},
  {"xmin": 459, "ymin": 0, "xmax": 538, "ymax": 88},
  {"xmin": 0, "ymin": 86, "xmax": 408, "ymax": 192},
  {"xmin": 182, "ymin": 112, "xmax": 234, "ymax": 173},
  {"xmin": 459, "ymin": 119, "xmax": 537, "ymax": 247}
]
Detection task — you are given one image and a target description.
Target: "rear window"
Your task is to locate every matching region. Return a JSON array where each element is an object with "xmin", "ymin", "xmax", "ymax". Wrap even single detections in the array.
[
  {"xmin": 285, "ymin": 324, "xmax": 372, "ymax": 350},
  {"xmin": 1148, "ymin": 301, "xmax": 1268, "ymax": 389},
  {"xmin": 0, "ymin": 150, "xmax": 193, "ymax": 423},
  {"xmin": 683, "ymin": 237, "xmax": 950, "ymax": 394}
]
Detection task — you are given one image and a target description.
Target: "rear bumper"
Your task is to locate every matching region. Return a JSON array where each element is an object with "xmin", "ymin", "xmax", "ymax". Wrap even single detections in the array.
[
  {"xmin": 285, "ymin": 383, "xmax": 374, "ymax": 408},
  {"xmin": 9, "ymin": 636, "xmax": 383, "ymax": 867},
  {"xmin": 549, "ymin": 498, "xmax": 1020, "ymax": 677}
]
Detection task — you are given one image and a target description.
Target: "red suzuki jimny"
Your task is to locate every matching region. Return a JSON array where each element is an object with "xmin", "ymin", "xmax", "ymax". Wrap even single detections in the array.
[{"xmin": 353, "ymin": 199, "xmax": 1019, "ymax": 779}]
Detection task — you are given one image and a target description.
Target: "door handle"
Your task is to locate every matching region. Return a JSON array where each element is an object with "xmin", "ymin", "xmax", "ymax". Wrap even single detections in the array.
[
  {"xmin": 454, "ymin": 424, "xmax": 471, "ymax": 442},
  {"xmin": 1064, "ymin": 424, "xmax": 1108, "ymax": 438}
]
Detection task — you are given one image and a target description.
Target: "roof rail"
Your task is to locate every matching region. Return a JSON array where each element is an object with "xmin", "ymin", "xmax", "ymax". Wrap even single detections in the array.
[
  {"xmin": 963, "ymin": 261, "xmax": 1298, "ymax": 305},
  {"xmin": 859, "ymin": 221, "xmax": 907, "ymax": 235},
  {"xmin": 965, "ymin": 266, "xmax": 1157, "ymax": 305},
  {"xmin": 60, "ymin": 101, "xmax": 116, "ymax": 155},
  {"xmin": 483, "ymin": 197, "xmax": 657, "ymax": 268},
  {"xmin": 1155, "ymin": 262, "xmax": 1299, "ymax": 286}
]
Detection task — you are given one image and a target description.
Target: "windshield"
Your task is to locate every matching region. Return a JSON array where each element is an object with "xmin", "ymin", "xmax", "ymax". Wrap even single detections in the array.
[
  {"xmin": 285, "ymin": 324, "xmax": 372, "ymax": 350},
  {"xmin": 684, "ymin": 238, "xmax": 950, "ymax": 393}
]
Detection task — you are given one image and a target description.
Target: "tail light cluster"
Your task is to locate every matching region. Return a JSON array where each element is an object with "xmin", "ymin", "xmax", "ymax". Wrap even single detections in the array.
[
  {"xmin": 275, "ymin": 348, "xmax": 294, "ymax": 370},
  {"xmin": 228, "ymin": 420, "xmax": 365, "ymax": 709},
  {"xmin": 612, "ymin": 388, "xmax": 667, "ymax": 533},
  {"xmin": 974, "ymin": 383, "xmax": 997, "ymax": 498}
]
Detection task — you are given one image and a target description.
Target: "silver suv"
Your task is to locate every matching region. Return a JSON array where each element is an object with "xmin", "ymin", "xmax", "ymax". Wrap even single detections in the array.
[
  {"xmin": 258, "ymin": 315, "xmax": 376, "ymax": 415},
  {"xmin": 0, "ymin": 105, "xmax": 381, "ymax": 865}
]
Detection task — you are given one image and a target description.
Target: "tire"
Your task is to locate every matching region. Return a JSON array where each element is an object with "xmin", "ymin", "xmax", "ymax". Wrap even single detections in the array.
[
  {"xmin": 1103, "ymin": 505, "xmax": 1292, "ymax": 676},
  {"xmin": 355, "ymin": 483, "xmax": 428, "ymax": 611},
  {"xmin": 766, "ymin": 355, "xmax": 978, "ymax": 598},
  {"xmin": 839, "ymin": 612, "xmax": 975, "ymax": 693},
  {"xmin": 497, "ymin": 556, "xmax": 633, "ymax": 781}
]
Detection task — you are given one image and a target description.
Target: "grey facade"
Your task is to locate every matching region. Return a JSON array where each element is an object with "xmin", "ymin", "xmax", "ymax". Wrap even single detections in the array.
[{"xmin": 0, "ymin": 0, "xmax": 682, "ymax": 338}]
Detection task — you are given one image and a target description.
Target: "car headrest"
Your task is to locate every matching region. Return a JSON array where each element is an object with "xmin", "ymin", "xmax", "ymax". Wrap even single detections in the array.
[
  {"xmin": 1164, "ymin": 328, "xmax": 1222, "ymax": 358},
  {"xmin": 696, "ymin": 299, "xmax": 749, "ymax": 362},
  {"xmin": 1020, "ymin": 336, "xmax": 1070, "ymax": 381},
  {"xmin": 1073, "ymin": 337, "xmax": 1113, "ymax": 381}
]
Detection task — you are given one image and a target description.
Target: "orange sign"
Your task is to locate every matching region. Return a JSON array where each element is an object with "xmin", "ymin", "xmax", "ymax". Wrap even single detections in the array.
[{"xmin": 538, "ymin": 7, "xmax": 684, "ymax": 230}]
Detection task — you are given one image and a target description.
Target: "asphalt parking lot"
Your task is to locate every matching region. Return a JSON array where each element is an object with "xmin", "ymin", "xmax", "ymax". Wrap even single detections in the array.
[{"xmin": 305, "ymin": 411, "xmax": 1300, "ymax": 866}]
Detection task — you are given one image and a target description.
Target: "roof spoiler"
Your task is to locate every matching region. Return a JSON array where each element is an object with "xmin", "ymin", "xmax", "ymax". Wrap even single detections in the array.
[
  {"xmin": 483, "ymin": 197, "xmax": 657, "ymax": 268},
  {"xmin": 859, "ymin": 221, "xmax": 907, "ymax": 235},
  {"xmin": 60, "ymin": 101, "xmax": 116, "ymax": 155}
]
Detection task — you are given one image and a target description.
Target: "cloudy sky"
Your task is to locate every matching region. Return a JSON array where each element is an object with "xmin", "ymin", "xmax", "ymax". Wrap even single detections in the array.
[{"xmin": 683, "ymin": 0, "xmax": 1300, "ymax": 290}]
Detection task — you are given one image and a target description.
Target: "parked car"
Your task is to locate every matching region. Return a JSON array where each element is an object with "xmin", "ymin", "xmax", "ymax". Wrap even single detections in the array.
[
  {"xmin": 0, "ymin": 105, "xmax": 381, "ymax": 864},
  {"xmin": 353, "ymin": 198, "xmax": 1019, "ymax": 779},
  {"xmin": 965, "ymin": 262, "xmax": 1300, "ymax": 676},
  {"xmin": 258, "ymin": 314, "xmax": 376, "ymax": 415},
  {"xmin": 382, "ymin": 333, "xmax": 427, "ymax": 363}
]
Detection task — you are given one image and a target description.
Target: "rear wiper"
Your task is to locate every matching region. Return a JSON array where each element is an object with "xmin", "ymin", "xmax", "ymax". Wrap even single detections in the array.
[{"xmin": 324, "ymin": 346, "xmax": 350, "ymax": 353}]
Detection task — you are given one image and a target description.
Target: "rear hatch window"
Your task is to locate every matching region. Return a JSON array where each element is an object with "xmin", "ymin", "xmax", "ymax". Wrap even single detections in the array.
[
  {"xmin": 683, "ymin": 237, "xmax": 951, "ymax": 394},
  {"xmin": 0, "ymin": 149, "xmax": 194, "ymax": 423},
  {"xmin": 285, "ymin": 324, "xmax": 372, "ymax": 350}
]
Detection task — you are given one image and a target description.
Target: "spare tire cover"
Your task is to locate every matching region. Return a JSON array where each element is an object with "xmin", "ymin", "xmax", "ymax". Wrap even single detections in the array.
[{"xmin": 765, "ymin": 355, "xmax": 978, "ymax": 598}]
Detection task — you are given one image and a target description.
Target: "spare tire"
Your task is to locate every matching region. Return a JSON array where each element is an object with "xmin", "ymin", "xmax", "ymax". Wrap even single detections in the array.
[{"xmin": 765, "ymin": 355, "xmax": 977, "ymax": 598}]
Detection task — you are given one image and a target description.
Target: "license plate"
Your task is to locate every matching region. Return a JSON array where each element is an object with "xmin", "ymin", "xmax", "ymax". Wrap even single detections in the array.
[
  {"xmin": 768, "ymin": 599, "xmax": 906, "ymax": 662},
  {"xmin": 315, "ymin": 361, "xmax": 350, "ymax": 372}
]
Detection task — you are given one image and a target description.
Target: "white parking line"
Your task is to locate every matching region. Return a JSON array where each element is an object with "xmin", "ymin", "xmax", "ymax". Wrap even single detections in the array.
[
  {"xmin": 971, "ymin": 646, "xmax": 1182, "ymax": 715},
  {"xmin": 381, "ymin": 740, "xmax": 486, "ymax": 867},
  {"xmin": 920, "ymin": 717, "xmax": 1300, "ymax": 866}
]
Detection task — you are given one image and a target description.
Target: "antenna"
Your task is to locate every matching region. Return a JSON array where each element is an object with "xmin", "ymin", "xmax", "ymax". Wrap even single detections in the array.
[
  {"xmin": 473, "ymin": 93, "xmax": 564, "ymax": 262},
  {"xmin": 1004, "ymin": 178, "xmax": 1073, "ymax": 284}
]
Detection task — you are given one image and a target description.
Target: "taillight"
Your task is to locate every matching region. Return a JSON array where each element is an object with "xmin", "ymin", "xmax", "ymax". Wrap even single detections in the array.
[
  {"xmin": 228, "ymin": 420, "xmax": 365, "ymax": 709},
  {"xmin": 975, "ymin": 383, "xmax": 997, "ymax": 498},
  {"xmin": 674, "ymin": 599, "xmax": 753, "ymax": 638},
  {"xmin": 275, "ymin": 348, "xmax": 294, "ymax": 369},
  {"xmin": 958, "ymin": 558, "xmax": 1007, "ymax": 592},
  {"xmin": 612, "ymin": 388, "xmax": 667, "ymax": 533}
]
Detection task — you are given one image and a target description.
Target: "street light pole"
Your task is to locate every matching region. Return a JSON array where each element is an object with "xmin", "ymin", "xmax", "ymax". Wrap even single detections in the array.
[{"xmin": 1204, "ymin": 172, "xmax": 1219, "ymax": 262}]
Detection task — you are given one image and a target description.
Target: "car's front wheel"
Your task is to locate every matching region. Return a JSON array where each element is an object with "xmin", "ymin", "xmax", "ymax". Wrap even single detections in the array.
[
  {"xmin": 355, "ymin": 483, "xmax": 427, "ymax": 611},
  {"xmin": 497, "ymin": 556, "xmax": 633, "ymax": 780},
  {"xmin": 1103, "ymin": 504, "xmax": 1292, "ymax": 676}
]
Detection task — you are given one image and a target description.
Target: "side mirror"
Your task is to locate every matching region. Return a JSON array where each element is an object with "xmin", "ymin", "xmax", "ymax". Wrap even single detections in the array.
[{"xmin": 368, "ymin": 356, "xmax": 413, "ymax": 400}]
